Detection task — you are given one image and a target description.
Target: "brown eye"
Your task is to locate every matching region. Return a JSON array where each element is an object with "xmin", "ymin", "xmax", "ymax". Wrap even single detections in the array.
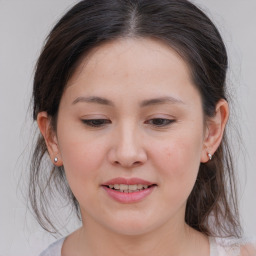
[
  {"xmin": 81, "ymin": 119, "xmax": 111, "ymax": 127},
  {"xmin": 146, "ymin": 118, "xmax": 175, "ymax": 127}
]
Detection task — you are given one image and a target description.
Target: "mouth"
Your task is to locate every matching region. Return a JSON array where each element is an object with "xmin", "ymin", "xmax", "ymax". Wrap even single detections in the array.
[
  {"xmin": 101, "ymin": 177, "xmax": 157, "ymax": 203},
  {"xmin": 102, "ymin": 184, "xmax": 157, "ymax": 193}
]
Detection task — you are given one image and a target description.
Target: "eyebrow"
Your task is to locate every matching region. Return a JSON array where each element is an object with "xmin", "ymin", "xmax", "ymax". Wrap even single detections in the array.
[
  {"xmin": 72, "ymin": 96, "xmax": 185, "ymax": 107},
  {"xmin": 72, "ymin": 96, "xmax": 114, "ymax": 106},
  {"xmin": 140, "ymin": 96, "xmax": 185, "ymax": 107}
]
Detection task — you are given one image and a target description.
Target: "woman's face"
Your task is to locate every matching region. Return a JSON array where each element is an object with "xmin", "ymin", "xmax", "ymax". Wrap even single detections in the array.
[{"xmin": 56, "ymin": 38, "xmax": 207, "ymax": 235}]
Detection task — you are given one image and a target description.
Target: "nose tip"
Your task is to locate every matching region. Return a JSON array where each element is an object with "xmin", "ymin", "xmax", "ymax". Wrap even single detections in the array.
[
  {"xmin": 107, "ymin": 132, "xmax": 147, "ymax": 168},
  {"xmin": 113, "ymin": 159, "xmax": 144, "ymax": 168}
]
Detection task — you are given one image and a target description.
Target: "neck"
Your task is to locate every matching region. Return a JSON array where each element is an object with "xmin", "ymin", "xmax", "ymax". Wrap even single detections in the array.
[{"xmin": 63, "ymin": 214, "xmax": 209, "ymax": 256}]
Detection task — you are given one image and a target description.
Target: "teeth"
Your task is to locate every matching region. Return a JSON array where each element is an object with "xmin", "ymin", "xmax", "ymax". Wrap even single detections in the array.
[
  {"xmin": 137, "ymin": 184, "xmax": 143, "ymax": 189},
  {"xmin": 129, "ymin": 185, "xmax": 137, "ymax": 190},
  {"xmin": 114, "ymin": 184, "xmax": 120, "ymax": 189},
  {"xmin": 107, "ymin": 184, "xmax": 151, "ymax": 192},
  {"xmin": 120, "ymin": 184, "xmax": 128, "ymax": 190}
]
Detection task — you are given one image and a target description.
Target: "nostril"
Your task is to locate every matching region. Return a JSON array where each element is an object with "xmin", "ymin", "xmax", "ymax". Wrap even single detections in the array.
[
  {"xmin": 107, "ymin": 143, "xmax": 147, "ymax": 167},
  {"xmin": 112, "ymin": 160, "xmax": 142, "ymax": 168}
]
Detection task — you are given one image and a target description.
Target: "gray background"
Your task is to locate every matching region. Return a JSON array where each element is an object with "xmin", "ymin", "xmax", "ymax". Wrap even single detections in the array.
[{"xmin": 0, "ymin": 1, "xmax": 255, "ymax": 255}]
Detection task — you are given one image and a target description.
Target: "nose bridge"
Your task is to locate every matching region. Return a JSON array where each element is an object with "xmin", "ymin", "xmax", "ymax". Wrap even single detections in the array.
[
  {"xmin": 119, "ymin": 121, "xmax": 138, "ymax": 153},
  {"xmin": 110, "ymin": 119, "xmax": 147, "ymax": 167}
]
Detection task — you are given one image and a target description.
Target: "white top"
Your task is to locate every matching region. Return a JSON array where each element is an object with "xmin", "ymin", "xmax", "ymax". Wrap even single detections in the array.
[{"xmin": 39, "ymin": 236, "xmax": 256, "ymax": 256}]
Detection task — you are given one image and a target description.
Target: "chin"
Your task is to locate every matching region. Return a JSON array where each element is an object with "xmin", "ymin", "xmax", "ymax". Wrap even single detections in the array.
[{"xmin": 101, "ymin": 213, "xmax": 165, "ymax": 237}]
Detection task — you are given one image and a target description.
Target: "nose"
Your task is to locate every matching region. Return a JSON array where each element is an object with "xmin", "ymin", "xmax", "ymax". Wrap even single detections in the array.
[{"xmin": 107, "ymin": 123, "xmax": 147, "ymax": 168}]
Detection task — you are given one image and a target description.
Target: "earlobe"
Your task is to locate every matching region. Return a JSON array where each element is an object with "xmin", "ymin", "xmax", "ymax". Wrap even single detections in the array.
[
  {"xmin": 37, "ymin": 112, "xmax": 63, "ymax": 166},
  {"xmin": 201, "ymin": 99, "xmax": 229, "ymax": 163}
]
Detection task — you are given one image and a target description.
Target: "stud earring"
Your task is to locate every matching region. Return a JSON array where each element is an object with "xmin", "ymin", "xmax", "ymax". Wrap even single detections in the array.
[
  {"xmin": 207, "ymin": 153, "xmax": 212, "ymax": 160},
  {"xmin": 54, "ymin": 157, "xmax": 58, "ymax": 163}
]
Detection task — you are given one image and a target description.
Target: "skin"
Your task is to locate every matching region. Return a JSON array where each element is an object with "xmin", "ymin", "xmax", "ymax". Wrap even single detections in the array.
[{"xmin": 38, "ymin": 37, "xmax": 229, "ymax": 256}]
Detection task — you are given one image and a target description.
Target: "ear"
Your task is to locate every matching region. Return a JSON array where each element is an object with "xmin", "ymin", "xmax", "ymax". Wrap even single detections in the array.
[
  {"xmin": 37, "ymin": 112, "xmax": 63, "ymax": 166},
  {"xmin": 201, "ymin": 99, "xmax": 229, "ymax": 163}
]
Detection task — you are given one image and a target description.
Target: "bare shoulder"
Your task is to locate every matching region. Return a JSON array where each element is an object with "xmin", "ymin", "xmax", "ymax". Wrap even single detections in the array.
[
  {"xmin": 240, "ymin": 243, "xmax": 256, "ymax": 256},
  {"xmin": 61, "ymin": 228, "xmax": 83, "ymax": 256},
  {"xmin": 212, "ymin": 236, "xmax": 256, "ymax": 256}
]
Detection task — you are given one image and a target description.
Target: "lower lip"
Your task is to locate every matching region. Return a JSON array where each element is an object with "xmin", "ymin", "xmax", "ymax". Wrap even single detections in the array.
[{"xmin": 102, "ymin": 186, "xmax": 156, "ymax": 203}]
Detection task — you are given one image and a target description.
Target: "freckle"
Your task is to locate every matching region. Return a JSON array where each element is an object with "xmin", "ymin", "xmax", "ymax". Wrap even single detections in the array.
[{"xmin": 124, "ymin": 72, "xmax": 129, "ymax": 78}]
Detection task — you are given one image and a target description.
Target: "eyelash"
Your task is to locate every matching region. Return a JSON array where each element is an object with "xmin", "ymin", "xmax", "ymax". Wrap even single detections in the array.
[
  {"xmin": 81, "ymin": 119, "xmax": 111, "ymax": 127},
  {"xmin": 81, "ymin": 118, "xmax": 175, "ymax": 128},
  {"xmin": 145, "ymin": 118, "xmax": 175, "ymax": 127}
]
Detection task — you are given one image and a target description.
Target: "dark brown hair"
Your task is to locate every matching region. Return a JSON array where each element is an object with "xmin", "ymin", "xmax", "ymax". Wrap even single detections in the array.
[{"xmin": 30, "ymin": 0, "xmax": 242, "ymax": 237}]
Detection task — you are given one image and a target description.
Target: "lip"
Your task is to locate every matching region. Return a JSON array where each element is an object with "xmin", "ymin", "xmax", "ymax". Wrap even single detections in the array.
[
  {"xmin": 101, "ymin": 177, "xmax": 157, "ymax": 204},
  {"xmin": 102, "ymin": 177, "xmax": 154, "ymax": 186}
]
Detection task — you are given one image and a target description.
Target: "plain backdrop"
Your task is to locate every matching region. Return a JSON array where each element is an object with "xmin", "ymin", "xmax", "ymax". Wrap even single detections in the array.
[{"xmin": 0, "ymin": 1, "xmax": 255, "ymax": 255}]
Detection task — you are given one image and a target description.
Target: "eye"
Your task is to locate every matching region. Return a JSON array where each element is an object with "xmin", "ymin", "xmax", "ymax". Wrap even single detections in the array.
[
  {"xmin": 81, "ymin": 119, "xmax": 111, "ymax": 127},
  {"xmin": 145, "ymin": 118, "xmax": 175, "ymax": 127}
]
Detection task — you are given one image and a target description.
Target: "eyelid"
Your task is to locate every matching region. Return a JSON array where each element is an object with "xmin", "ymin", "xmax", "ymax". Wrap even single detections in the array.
[
  {"xmin": 144, "ymin": 117, "xmax": 176, "ymax": 127},
  {"xmin": 145, "ymin": 114, "xmax": 176, "ymax": 121},
  {"xmin": 146, "ymin": 117, "xmax": 175, "ymax": 123},
  {"xmin": 81, "ymin": 118, "xmax": 111, "ymax": 127}
]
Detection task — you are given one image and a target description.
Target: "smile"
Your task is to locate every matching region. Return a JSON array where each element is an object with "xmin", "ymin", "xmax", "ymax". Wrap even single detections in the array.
[
  {"xmin": 105, "ymin": 184, "xmax": 154, "ymax": 193},
  {"xmin": 102, "ymin": 178, "xmax": 157, "ymax": 203}
]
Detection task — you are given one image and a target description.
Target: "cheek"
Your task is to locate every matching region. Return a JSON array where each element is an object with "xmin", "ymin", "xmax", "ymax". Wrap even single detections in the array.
[
  {"xmin": 57, "ymin": 127, "xmax": 107, "ymax": 193},
  {"xmin": 58, "ymin": 136, "xmax": 108, "ymax": 211},
  {"xmin": 156, "ymin": 138, "xmax": 201, "ymax": 172},
  {"xmin": 61, "ymin": 140, "xmax": 99, "ymax": 172},
  {"xmin": 151, "ymin": 133, "xmax": 203, "ymax": 198}
]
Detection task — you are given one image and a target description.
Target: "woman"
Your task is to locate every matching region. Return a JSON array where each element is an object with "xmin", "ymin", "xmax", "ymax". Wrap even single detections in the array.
[{"xmin": 30, "ymin": 0, "xmax": 256, "ymax": 255}]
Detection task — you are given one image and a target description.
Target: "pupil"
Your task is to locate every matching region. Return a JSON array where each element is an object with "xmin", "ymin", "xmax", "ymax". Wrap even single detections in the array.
[
  {"xmin": 93, "ymin": 120, "xmax": 103, "ymax": 125},
  {"xmin": 154, "ymin": 119, "xmax": 164, "ymax": 125}
]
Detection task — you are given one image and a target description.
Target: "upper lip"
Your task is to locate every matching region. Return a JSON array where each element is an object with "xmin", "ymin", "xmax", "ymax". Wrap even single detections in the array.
[{"xmin": 102, "ymin": 177, "xmax": 155, "ymax": 186}]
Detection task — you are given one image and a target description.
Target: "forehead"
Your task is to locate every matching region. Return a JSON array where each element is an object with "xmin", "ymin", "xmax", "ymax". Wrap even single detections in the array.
[
  {"xmin": 68, "ymin": 37, "xmax": 192, "ymax": 87},
  {"xmin": 63, "ymin": 37, "xmax": 200, "ymax": 108}
]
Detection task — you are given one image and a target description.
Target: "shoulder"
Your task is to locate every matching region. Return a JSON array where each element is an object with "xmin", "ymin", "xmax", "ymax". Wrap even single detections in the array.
[
  {"xmin": 210, "ymin": 236, "xmax": 256, "ymax": 256},
  {"xmin": 39, "ymin": 238, "xmax": 65, "ymax": 256},
  {"xmin": 240, "ymin": 239, "xmax": 256, "ymax": 256}
]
